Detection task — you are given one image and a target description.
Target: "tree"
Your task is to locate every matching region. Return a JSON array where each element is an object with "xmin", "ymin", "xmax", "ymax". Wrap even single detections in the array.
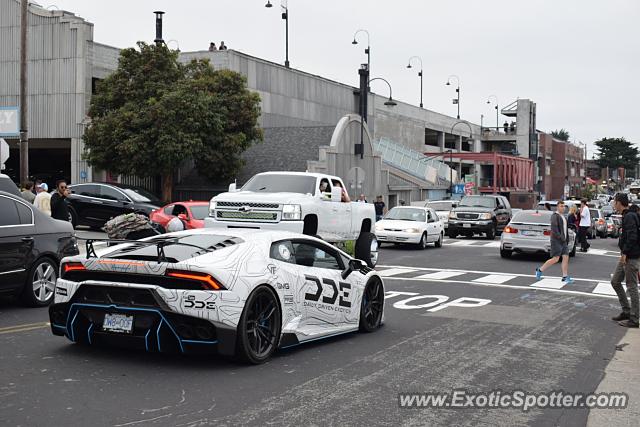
[
  {"xmin": 551, "ymin": 129, "xmax": 570, "ymax": 141},
  {"xmin": 594, "ymin": 137, "xmax": 639, "ymax": 177},
  {"xmin": 83, "ymin": 42, "xmax": 262, "ymax": 201}
]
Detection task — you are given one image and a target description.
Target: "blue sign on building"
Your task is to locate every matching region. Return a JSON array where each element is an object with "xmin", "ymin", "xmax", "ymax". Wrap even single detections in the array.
[{"xmin": 453, "ymin": 184, "xmax": 465, "ymax": 194}]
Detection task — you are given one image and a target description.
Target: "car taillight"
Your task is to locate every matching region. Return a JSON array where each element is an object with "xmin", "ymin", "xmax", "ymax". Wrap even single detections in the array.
[
  {"xmin": 504, "ymin": 226, "xmax": 518, "ymax": 233},
  {"xmin": 166, "ymin": 270, "xmax": 225, "ymax": 290},
  {"xmin": 543, "ymin": 230, "xmax": 551, "ymax": 236},
  {"xmin": 598, "ymin": 219, "xmax": 605, "ymax": 224},
  {"xmin": 61, "ymin": 262, "xmax": 86, "ymax": 278}
]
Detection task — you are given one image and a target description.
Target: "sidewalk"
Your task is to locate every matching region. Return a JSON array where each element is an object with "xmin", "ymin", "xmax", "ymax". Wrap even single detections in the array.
[{"xmin": 588, "ymin": 328, "xmax": 640, "ymax": 426}]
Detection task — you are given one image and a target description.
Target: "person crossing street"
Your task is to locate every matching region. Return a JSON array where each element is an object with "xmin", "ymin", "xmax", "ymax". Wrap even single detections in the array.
[{"xmin": 535, "ymin": 200, "xmax": 574, "ymax": 284}]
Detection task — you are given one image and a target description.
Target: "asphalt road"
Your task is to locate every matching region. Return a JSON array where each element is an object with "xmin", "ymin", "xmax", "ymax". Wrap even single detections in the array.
[{"xmin": 0, "ymin": 234, "xmax": 629, "ymax": 426}]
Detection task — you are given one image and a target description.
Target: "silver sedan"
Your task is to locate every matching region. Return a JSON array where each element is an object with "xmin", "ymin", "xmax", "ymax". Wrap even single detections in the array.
[{"xmin": 500, "ymin": 210, "xmax": 576, "ymax": 258}]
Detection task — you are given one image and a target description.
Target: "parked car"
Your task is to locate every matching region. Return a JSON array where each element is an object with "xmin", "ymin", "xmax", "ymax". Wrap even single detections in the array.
[
  {"xmin": 0, "ymin": 191, "xmax": 79, "ymax": 306},
  {"xmin": 375, "ymin": 206, "xmax": 444, "ymax": 249},
  {"xmin": 590, "ymin": 208, "xmax": 607, "ymax": 238},
  {"xmin": 67, "ymin": 182, "xmax": 163, "ymax": 229},
  {"xmin": 602, "ymin": 205, "xmax": 614, "ymax": 218},
  {"xmin": 150, "ymin": 201, "xmax": 209, "ymax": 231},
  {"xmin": 426, "ymin": 200, "xmax": 459, "ymax": 230},
  {"xmin": 0, "ymin": 173, "xmax": 21, "ymax": 198},
  {"xmin": 500, "ymin": 209, "xmax": 576, "ymax": 258},
  {"xmin": 448, "ymin": 195, "xmax": 512, "ymax": 240},
  {"xmin": 606, "ymin": 217, "xmax": 620, "ymax": 238},
  {"xmin": 206, "ymin": 172, "xmax": 378, "ymax": 267}
]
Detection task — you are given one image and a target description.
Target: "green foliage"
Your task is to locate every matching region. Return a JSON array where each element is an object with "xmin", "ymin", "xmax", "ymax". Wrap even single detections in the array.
[
  {"xmin": 594, "ymin": 137, "xmax": 639, "ymax": 171},
  {"xmin": 551, "ymin": 129, "xmax": 570, "ymax": 141},
  {"xmin": 83, "ymin": 42, "xmax": 262, "ymax": 197}
]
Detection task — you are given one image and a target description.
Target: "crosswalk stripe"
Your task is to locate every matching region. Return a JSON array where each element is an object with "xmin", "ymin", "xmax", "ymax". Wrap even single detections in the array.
[
  {"xmin": 592, "ymin": 281, "xmax": 619, "ymax": 296},
  {"xmin": 587, "ymin": 249, "xmax": 610, "ymax": 255},
  {"xmin": 481, "ymin": 241, "xmax": 501, "ymax": 248},
  {"xmin": 414, "ymin": 271, "xmax": 466, "ymax": 280},
  {"xmin": 448, "ymin": 241, "xmax": 476, "ymax": 246},
  {"xmin": 473, "ymin": 274, "xmax": 516, "ymax": 284},
  {"xmin": 531, "ymin": 278, "xmax": 566, "ymax": 289},
  {"xmin": 377, "ymin": 268, "xmax": 420, "ymax": 277}
]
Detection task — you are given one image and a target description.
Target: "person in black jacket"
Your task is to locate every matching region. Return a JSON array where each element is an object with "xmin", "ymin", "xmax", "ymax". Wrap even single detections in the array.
[
  {"xmin": 610, "ymin": 193, "xmax": 640, "ymax": 328},
  {"xmin": 50, "ymin": 179, "xmax": 71, "ymax": 222}
]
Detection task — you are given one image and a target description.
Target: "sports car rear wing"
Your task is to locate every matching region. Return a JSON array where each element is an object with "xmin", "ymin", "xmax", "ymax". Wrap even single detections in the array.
[{"xmin": 79, "ymin": 237, "xmax": 215, "ymax": 263}]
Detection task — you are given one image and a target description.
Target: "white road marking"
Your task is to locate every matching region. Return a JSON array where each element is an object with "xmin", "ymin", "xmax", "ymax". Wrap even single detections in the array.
[
  {"xmin": 587, "ymin": 249, "xmax": 610, "ymax": 255},
  {"xmin": 531, "ymin": 278, "xmax": 566, "ymax": 289},
  {"xmin": 377, "ymin": 268, "xmax": 420, "ymax": 277},
  {"xmin": 481, "ymin": 241, "xmax": 501, "ymax": 248},
  {"xmin": 473, "ymin": 274, "xmax": 516, "ymax": 284},
  {"xmin": 415, "ymin": 271, "xmax": 466, "ymax": 280},
  {"xmin": 592, "ymin": 281, "xmax": 620, "ymax": 296},
  {"xmin": 448, "ymin": 240, "xmax": 477, "ymax": 246}
]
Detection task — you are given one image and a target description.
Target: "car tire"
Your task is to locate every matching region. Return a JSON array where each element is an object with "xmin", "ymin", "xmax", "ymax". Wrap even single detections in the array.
[
  {"xmin": 486, "ymin": 226, "xmax": 496, "ymax": 240},
  {"xmin": 500, "ymin": 249, "xmax": 512, "ymax": 258},
  {"xmin": 235, "ymin": 286, "xmax": 282, "ymax": 364},
  {"xmin": 359, "ymin": 278, "xmax": 384, "ymax": 332},
  {"xmin": 435, "ymin": 233, "xmax": 443, "ymax": 248},
  {"xmin": 69, "ymin": 208, "xmax": 78, "ymax": 228},
  {"xmin": 448, "ymin": 230, "xmax": 457, "ymax": 239},
  {"xmin": 355, "ymin": 232, "xmax": 378, "ymax": 268},
  {"xmin": 21, "ymin": 257, "xmax": 58, "ymax": 307},
  {"xmin": 418, "ymin": 233, "xmax": 428, "ymax": 250}
]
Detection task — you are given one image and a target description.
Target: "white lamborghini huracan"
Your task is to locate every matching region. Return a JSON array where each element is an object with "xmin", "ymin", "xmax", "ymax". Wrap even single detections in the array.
[{"xmin": 49, "ymin": 229, "xmax": 385, "ymax": 363}]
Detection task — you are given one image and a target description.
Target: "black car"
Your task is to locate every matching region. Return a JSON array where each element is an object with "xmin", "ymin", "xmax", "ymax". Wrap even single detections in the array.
[
  {"xmin": 0, "ymin": 173, "xmax": 21, "ymax": 198},
  {"xmin": 448, "ymin": 195, "xmax": 512, "ymax": 240},
  {"xmin": 67, "ymin": 182, "xmax": 163, "ymax": 228},
  {"xmin": 0, "ymin": 191, "xmax": 79, "ymax": 306}
]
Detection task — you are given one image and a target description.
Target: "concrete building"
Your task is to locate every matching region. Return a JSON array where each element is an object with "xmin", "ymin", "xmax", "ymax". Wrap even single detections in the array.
[{"xmin": 0, "ymin": 1, "xmax": 540, "ymax": 207}]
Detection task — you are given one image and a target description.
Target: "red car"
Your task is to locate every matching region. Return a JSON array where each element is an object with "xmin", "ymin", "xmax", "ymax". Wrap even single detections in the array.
[{"xmin": 149, "ymin": 201, "xmax": 210, "ymax": 231}]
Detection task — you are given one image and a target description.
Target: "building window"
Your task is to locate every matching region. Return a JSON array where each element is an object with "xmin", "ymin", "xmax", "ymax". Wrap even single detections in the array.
[{"xmin": 425, "ymin": 129, "xmax": 439, "ymax": 147}]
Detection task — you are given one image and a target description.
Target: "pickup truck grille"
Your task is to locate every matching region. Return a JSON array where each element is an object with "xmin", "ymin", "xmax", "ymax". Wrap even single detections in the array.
[
  {"xmin": 216, "ymin": 211, "xmax": 278, "ymax": 221},
  {"xmin": 216, "ymin": 201, "xmax": 280, "ymax": 209},
  {"xmin": 457, "ymin": 213, "xmax": 480, "ymax": 220}
]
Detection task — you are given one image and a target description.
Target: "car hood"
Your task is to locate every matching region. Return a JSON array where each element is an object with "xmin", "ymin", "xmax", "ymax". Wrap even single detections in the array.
[
  {"xmin": 213, "ymin": 191, "xmax": 313, "ymax": 204},
  {"xmin": 377, "ymin": 219, "xmax": 423, "ymax": 229},
  {"xmin": 452, "ymin": 206, "xmax": 494, "ymax": 213}
]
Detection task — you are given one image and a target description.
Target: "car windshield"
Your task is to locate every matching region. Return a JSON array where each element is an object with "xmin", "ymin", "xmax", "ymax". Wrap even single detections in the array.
[
  {"xmin": 384, "ymin": 208, "xmax": 426, "ymax": 222},
  {"xmin": 590, "ymin": 209, "xmax": 600, "ymax": 218},
  {"xmin": 242, "ymin": 174, "xmax": 317, "ymax": 194},
  {"xmin": 511, "ymin": 211, "xmax": 552, "ymax": 225},
  {"xmin": 120, "ymin": 187, "xmax": 160, "ymax": 203},
  {"xmin": 459, "ymin": 196, "xmax": 495, "ymax": 208},
  {"xmin": 190, "ymin": 205, "xmax": 209, "ymax": 220},
  {"xmin": 427, "ymin": 201, "xmax": 453, "ymax": 211}
]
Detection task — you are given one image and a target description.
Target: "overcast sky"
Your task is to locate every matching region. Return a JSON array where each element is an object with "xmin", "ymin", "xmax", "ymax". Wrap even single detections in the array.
[{"xmin": 50, "ymin": 0, "xmax": 639, "ymax": 158}]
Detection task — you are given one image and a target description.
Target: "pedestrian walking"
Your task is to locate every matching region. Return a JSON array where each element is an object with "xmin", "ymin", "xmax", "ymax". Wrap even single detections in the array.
[
  {"xmin": 578, "ymin": 198, "xmax": 591, "ymax": 252},
  {"xmin": 610, "ymin": 193, "xmax": 640, "ymax": 328},
  {"xmin": 567, "ymin": 205, "xmax": 578, "ymax": 230},
  {"xmin": 535, "ymin": 200, "xmax": 574, "ymax": 284},
  {"xmin": 33, "ymin": 183, "xmax": 51, "ymax": 215},
  {"xmin": 50, "ymin": 180, "xmax": 71, "ymax": 222},
  {"xmin": 374, "ymin": 195, "xmax": 386, "ymax": 221},
  {"xmin": 20, "ymin": 181, "xmax": 35, "ymax": 203}
]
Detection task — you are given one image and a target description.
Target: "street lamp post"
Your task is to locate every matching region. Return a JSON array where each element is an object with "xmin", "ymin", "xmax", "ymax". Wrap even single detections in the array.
[
  {"xmin": 406, "ymin": 56, "xmax": 423, "ymax": 108},
  {"xmin": 486, "ymin": 95, "xmax": 499, "ymax": 130},
  {"xmin": 446, "ymin": 75, "xmax": 460, "ymax": 119},
  {"xmin": 352, "ymin": 29, "xmax": 370, "ymax": 89},
  {"xmin": 355, "ymin": 73, "xmax": 396, "ymax": 160},
  {"xmin": 265, "ymin": 0, "xmax": 289, "ymax": 68}
]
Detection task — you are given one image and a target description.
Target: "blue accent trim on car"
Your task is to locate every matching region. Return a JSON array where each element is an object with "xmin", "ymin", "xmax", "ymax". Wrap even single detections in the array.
[
  {"xmin": 69, "ymin": 311, "xmax": 79, "ymax": 342},
  {"xmin": 279, "ymin": 329, "xmax": 357, "ymax": 349},
  {"xmin": 181, "ymin": 339, "xmax": 219, "ymax": 345},
  {"xmin": 52, "ymin": 324, "xmax": 66, "ymax": 330},
  {"xmin": 144, "ymin": 330, "xmax": 151, "ymax": 352},
  {"xmin": 87, "ymin": 323, "xmax": 94, "ymax": 345},
  {"xmin": 64, "ymin": 303, "xmax": 197, "ymax": 353}
]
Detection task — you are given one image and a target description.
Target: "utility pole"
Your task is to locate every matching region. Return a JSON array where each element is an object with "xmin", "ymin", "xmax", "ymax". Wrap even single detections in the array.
[{"xmin": 19, "ymin": 0, "xmax": 28, "ymax": 184}]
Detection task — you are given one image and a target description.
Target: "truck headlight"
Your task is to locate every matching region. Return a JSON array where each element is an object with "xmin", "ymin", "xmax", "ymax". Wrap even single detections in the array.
[
  {"xmin": 449, "ymin": 212, "xmax": 457, "ymax": 219},
  {"xmin": 209, "ymin": 201, "xmax": 216, "ymax": 217},
  {"xmin": 282, "ymin": 204, "xmax": 301, "ymax": 221},
  {"xmin": 479, "ymin": 213, "xmax": 492, "ymax": 220},
  {"xmin": 375, "ymin": 222, "xmax": 384, "ymax": 231}
]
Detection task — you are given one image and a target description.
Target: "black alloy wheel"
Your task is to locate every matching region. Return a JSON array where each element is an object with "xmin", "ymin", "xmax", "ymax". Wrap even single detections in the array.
[
  {"xmin": 236, "ymin": 286, "xmax": 281, "ymax": 364},
  {"xmin": 359, "ymin": 279, "xmax": 384, "ymax": 332}
]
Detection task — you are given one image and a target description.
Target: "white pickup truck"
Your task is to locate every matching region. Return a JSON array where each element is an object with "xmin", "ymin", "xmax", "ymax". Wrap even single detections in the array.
[{"xmin": 204, "ymin": 172, "xmax": 379, "ymax": 267}]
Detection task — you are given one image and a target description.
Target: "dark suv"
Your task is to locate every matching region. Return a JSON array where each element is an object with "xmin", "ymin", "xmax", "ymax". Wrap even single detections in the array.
[{"xmin": 448, "ymin": 195, "xmax": 512, "ymax": 240}]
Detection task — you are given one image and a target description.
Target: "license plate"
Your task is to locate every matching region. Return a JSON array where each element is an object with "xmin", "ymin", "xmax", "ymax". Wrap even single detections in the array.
[
  {"xmin": 521, "ymin": 230, "xmax": 538, "ymax": 236},
  {"xmin": 463, "ymin": 223, "xmax": 472, "ymax": 228},
  {"xmin": 102, "ymin": 313, "xmax": 134, "ymax": 334}
]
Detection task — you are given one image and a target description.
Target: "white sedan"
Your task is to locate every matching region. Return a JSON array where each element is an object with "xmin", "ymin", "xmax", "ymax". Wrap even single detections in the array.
[{"xmin": 375, "ymin": 206, "xmax": 444, "ymax": 249}]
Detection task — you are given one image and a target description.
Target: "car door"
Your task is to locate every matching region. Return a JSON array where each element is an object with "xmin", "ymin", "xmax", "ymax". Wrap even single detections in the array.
[
  {"xmin": 0, "ymin": 195, "xmax": 34, "ymax": 292},
  {"xmin": 494, "ymin": 197, "xmax": 509, "ymax": 230},
  {"xmin": 98, "ymin": 185, "xmax": 134, "ymax": 222},
  {"xmin": 426, "ymin": 209, "xmax": 440, "ymax": 241},
  {"xmin": 289, "ymin": 239, "xmax": 356, "ymax": 338},
  {"xmin": 69, "ymin": 184, "xmax": 102, "ymax": 223}
]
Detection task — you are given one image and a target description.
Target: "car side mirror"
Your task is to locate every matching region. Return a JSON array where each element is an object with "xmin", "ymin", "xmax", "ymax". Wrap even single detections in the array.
[
  {"xmin": 177, "ymin": 213, "xmax": 188, "ymax": 221},
  {"xmin": 341, "ymin": 259, "xmax": 365, "ymax": 279},
  {"xmin": 228, "ymin": 182, "xmax": 237, "ymax": 192}
]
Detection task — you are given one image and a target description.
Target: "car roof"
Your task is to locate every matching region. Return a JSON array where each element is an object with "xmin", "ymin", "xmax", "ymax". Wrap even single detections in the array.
[
  {"xmin": 254, "ymin": 171, "xmax": 340, "ymax": 180},
  {"xmin": 166, "ymin": 200, "xmax": 209, "ymax": 206}
]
